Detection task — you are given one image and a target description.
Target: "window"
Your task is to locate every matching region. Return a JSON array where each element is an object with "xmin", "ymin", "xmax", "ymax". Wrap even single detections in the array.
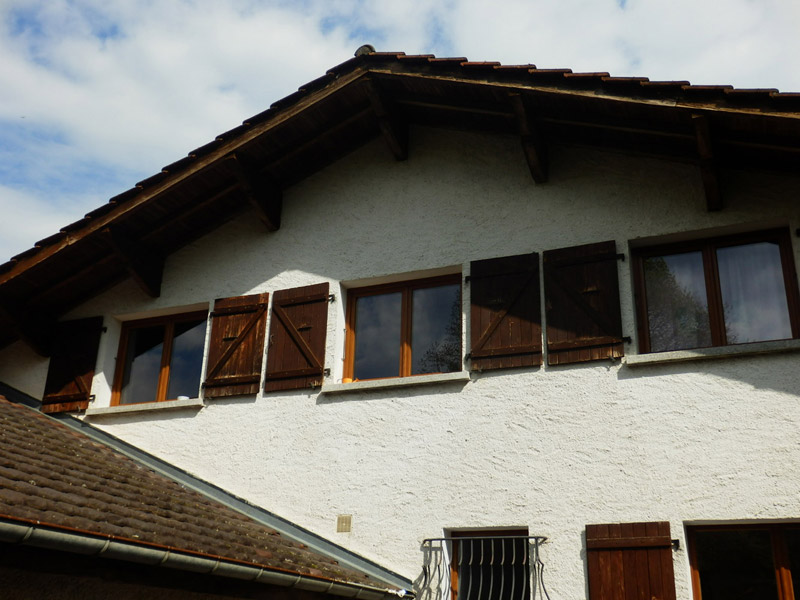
[
  {"xmin": 689, "ymin": 524, "xmax": 800, "ymax": 600},
  {"xmin": 344, "ymin": 274, "xmax": 461, "ymax": 381},
  {"xmin": 633, "ymin": 229, "xmax": 800, "ymax": 353},
  {"xmin": 449, "ymin": 530, "xmax": 531, "ymax": 600},
  {"xmin": 112, "ymin": 311, "xmax": 208, "ymax": 405}
]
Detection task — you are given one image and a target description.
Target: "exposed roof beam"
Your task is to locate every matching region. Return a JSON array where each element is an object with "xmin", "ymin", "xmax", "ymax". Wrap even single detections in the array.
[
  {"xmin": 0, "ymin": 67, "xmax": 368, "ymax": 287},
  {"xmin": 100, "ymin": 227, "xmax": 164, "ymax": 298},
  {"xmin": 0, "ymin": 301, "xmax": 52, "ymax": 356},
  {"xmin": 364, "ymin": 80, "xmax": 408, "ymax": 160},
  {"xmin": 227, "ymin": 154, "xmax": 282, "ymax": 232},
  {"xmin": 509, "ymin": 92, "xmax": 548, "ymax": 183},
  {"xmin": 692, "ymin": 114, "xmax": 723, "ymax": 211}
]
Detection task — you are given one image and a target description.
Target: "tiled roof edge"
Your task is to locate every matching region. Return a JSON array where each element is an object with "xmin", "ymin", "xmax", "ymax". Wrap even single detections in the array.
[
  {"xmin": 30, "ymin": 402, "xmax": 410, "ymax": 588},
  {"xmin": 0, "ymin": 382, "xmax": 411, "ymax": 588},
  {"xmin": 0, "ymin": 517, "xmax": 408, "ymax": 599}
]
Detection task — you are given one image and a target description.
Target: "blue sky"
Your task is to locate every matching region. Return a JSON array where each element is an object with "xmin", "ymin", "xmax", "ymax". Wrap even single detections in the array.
[{"xmin": 1, "ymin": 0, "xmax": 799, "ymax": 261}]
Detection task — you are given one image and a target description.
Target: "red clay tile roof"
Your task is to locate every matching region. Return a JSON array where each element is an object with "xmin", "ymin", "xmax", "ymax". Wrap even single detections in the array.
[{"xmin": 0, "ymin": 396, "xmax": 385, "ymax": 589}]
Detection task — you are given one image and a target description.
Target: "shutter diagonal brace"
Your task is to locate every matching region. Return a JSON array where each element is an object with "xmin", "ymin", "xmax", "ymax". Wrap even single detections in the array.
[
  {"xmin": 545, "ymin": 266, "xmax": 619, "ymax": 339},
  {"xmin": 272, "ymin": 304, "xmax": 323, "ymax": 370},
  {"xmin": 204, "ymin": 304, "xmax": 268, "ymax": 383},
  {"xmin": 472, "ymin": 270, "xmax": 539, "ymax": 354}
]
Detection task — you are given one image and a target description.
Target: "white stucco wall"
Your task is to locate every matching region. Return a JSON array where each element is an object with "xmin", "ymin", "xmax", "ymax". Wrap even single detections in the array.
[{"xmin": 3, "ymin": 126, "xmax": 800, "ymax": 599}]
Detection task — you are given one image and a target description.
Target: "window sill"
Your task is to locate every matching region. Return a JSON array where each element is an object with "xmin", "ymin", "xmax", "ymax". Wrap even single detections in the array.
[
  {"xmin": 321, "ymin": 371, "xmax": 471, "ymax": 395},
  {"xmin": 85, "ymin": 397, "xmax": 204, "ymax": 416},
  {"xmin": 623, "ymin": 338, "xmax": 800, "ymax": 367}
]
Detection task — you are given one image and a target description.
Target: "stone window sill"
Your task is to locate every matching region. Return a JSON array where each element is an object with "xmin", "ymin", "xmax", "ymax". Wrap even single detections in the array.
[
  {"xmin": 623, "ymin": 338, "xmax": 800, "ymax": 367},
  {"xmin": 85, "ymin": 397, "xmax": 204, "ymax": 416},
  {"xmin": 321, "ymin": 371, "xmax": 471, "ymax": 394}
]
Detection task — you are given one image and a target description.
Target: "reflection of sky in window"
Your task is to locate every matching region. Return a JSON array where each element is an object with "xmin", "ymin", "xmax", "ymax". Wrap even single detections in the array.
[
  {"xmin": 354, "ymin": 292, "xmax": 401, "ymax": 379},
  {"xmin": 644, "ymin": 251, "xmax": 711, "ymax": 352},
  {"xmin": 120, "ymin": 324, "xmax": 163, "ymax": 404},
  {"xmin": 166, "ymin": 319, "xmax": 206, "ymax": 399},
  {"xmin": 717, "ymin": 242, "xmax": 791, "ymax": 343},
  {"xmin": 411, "ymin": 284, "xmax": 460, "ymax": 374}
]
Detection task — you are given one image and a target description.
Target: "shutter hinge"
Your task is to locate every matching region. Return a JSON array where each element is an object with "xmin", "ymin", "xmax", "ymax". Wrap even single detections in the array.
[
  {"xmin": 328, "ymin": 294, "xmax": 336, "ymax": 303},
  {"xmin": 101, "ymin": 326, "xmax": 107, "ymax": 333},
  {"xmin": 672, "ymin": 539, "xmax": 680, "ymax": 551},
  {"xmin": 616, "ymin": 253, "xmax": 625, "ymax": 262},
  {"xmin": 622, "ymin": 336, "xmax": 632, "ymax": 344},
  {"xmin": 464, "ymin": 352, "xmax": 471, "ymax": 361},
  {"xmin": 324, "ymin": 368, "xmax": 331, "ymax": 376}
]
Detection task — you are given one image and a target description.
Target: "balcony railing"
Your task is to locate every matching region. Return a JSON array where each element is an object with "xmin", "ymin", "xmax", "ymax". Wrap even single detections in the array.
[{"xmin": 418, "ymin": 536, "xmax": 550, "ymax": 600}]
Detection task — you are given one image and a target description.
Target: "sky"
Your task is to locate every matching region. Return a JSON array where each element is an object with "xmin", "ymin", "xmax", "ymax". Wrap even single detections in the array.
[{"xmin": 1, "ymin": 0, "xmax": 799, "ymax": 262}]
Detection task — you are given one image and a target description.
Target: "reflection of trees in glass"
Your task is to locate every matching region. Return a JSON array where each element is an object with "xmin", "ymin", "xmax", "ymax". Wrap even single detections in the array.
[
  {"xmin": 417, "ymin": 294, "xmax": 461, "ymax": 374},
  {"xmin": 644, "ymin": 256, "xmax": 714, "ymax": 351}
]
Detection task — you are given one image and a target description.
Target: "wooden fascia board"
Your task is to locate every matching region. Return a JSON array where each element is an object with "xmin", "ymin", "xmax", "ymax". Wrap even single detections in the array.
[
  {"xmin": 0, "ymin": 67, "xmax": 369, "ymax": 287},
  {"xmin": 368, "ymin": 66, "xmax": 800, "ymax": 121}
]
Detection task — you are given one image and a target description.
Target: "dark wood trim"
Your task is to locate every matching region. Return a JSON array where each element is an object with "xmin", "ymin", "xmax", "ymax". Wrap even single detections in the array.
[
  {"xmin": 344, "ymin": 274, "xmax": 461, "ymax": 381},
  {"xmin": 688, "ymin": 523, "xmax": 800, "ymax": 600},
  {"xmin": 632, "ymin": 228, "xmax": 799, "ymax": 353},
  {"xmin": 100, "ymin": 227, "xmax": 164, "ymax": 298},
  {"xmin": 227, "ymin": 154, "xmax": 282, "ymax": 232},
  {"xmin": 364, "ymin": 80, "xmax": 408, "ymax": 161},
  {"xmin": 111, "ymin": 310, "xmax": 208, "ymax": 406},
  {"xmin": 509, "ymin": 92, "xmax": 548, "ymax": 183},
  {"xmin": 692, "ymin": 114, "xmax": 723, "ymax": 211}
]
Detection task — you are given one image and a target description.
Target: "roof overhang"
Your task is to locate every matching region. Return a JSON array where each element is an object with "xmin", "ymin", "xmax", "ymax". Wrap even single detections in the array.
[{"xmin": 1, "ymin": 51, "xmax": 799, "ymax": 352}]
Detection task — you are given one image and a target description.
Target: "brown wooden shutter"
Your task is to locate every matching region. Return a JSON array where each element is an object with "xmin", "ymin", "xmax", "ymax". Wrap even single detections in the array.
[
  {"xmin": 264, "ymin": 283, "xmax": 329, "ymax": 392},
  {"xmin": 544, "ymin": 241, "xmax": 624, "ymax": 365},
  {"xmin": 42, "ymin": 317, "xmax": 104, "ymax": 414},
  {"xmin": 586, "ymin": 522, "xmax": 676, "ymax": 600},
  {"xmin": 203, "ymin": 293, "xmax": 268, "ymax": 398},
  {"xmin": 469, "ymin": 253, "xmax": 542, "ymax": 371}
]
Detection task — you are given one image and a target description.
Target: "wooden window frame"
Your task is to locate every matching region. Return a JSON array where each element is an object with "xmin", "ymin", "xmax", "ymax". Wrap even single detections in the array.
[
  {"xmin": 111, "ymin": 310, "xmax": 208, "ymax": 406},
  {"xmin": 688, "ymin": 523, "xmax": 800, "ymax": 600},
  {"xmin": 344, "ymin": 274, "xmax": 462, "ymax": 382},
  {"xmin": 633, "ymin": 228, "xmax": 800, "ymax": 353}
]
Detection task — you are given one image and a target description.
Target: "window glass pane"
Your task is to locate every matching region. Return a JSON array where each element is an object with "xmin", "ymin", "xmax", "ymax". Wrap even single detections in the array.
[
  {"xmin": 643, "ymin": 251, "xmax": 712, "ymax": 352},
  {"xmin": 412, "ymin": 283, "xmax": 461, "ymax": 375},
  {"xmin": 166, "ymin": 318, "xmax": 206, "ymax": 400},
  {"xmin": 120, "ymin": 324, "xmax": 164, "ymax": 404},
  {"xmin": 694, "ymin": 530, "xmax": 778, "ymax": 600},
  {"xmin": 717, "ymin": 242, "xmax": 792, "ymax": 344},
  {"xmin": 354, "ymin": 292, "xmax": 402, "ymax": 379},
  {"xmin": 457, "ymin": 538, "xmax": 529, "ymax": 600}
]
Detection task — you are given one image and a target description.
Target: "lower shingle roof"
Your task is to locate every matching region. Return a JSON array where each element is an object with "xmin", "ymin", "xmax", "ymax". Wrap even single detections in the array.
[{"xmin": 0, "ymin": 395, "xmax": 398, "ymax": 592}]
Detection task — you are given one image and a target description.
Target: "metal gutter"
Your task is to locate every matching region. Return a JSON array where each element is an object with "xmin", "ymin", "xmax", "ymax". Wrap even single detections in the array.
[
  {"xmin": 0, "ymin": 382, "xmax": 412, "ymax": 591},
  {"xmin": 0, "ymin": 519, "xmax": 407, "ymax": 600}
]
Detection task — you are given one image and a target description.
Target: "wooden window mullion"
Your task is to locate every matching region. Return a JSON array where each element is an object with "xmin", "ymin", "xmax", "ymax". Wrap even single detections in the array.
[
  {"xmin": 771, "ymin": 527, "xmax": 795, "ymax": 600},
  {"xmin": 157, "ymin": 322, "xmax": 175, "ymax": 402},
  {"xmin": 400, "ymin": 287, "xmax": 412, "ymax": 376},
  {"xmin": 702, "ymin": 244, "xmax": 727, "ymax": 346}
]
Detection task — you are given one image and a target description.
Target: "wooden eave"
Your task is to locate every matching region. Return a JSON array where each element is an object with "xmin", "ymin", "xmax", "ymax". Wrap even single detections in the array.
[{"xmin": 1, "ymin": 51, "xmax": 799, "ymax": 352}]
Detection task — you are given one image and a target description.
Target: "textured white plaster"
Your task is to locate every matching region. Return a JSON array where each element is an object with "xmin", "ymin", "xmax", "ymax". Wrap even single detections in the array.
[{"xmin": 3, "ymin": 127, "xmax": 800, "ymax": 599}]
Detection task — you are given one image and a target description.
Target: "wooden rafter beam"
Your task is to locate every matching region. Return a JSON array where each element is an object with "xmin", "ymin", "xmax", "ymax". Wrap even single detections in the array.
[
  {"xmin": 100, "ymin": 227, "xmax": 164, "ymax": 298},
  {"xmin": 364, "ymin": 80, "xmax": 408, "ymax": 161},
  {"xmin": 227, "ymin": 154, "xmax": 282, "ymax": 232},
  {"xmin": 692, "ymin": 114, "xmax": 723, "ymax": 211},
  {"xmin": 0, "ymin": 300, "xmax": 53, "ymax": 356},
  {"xmin": 509, "ymin": 93, "xmax": 548, "ymax": 183}
]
